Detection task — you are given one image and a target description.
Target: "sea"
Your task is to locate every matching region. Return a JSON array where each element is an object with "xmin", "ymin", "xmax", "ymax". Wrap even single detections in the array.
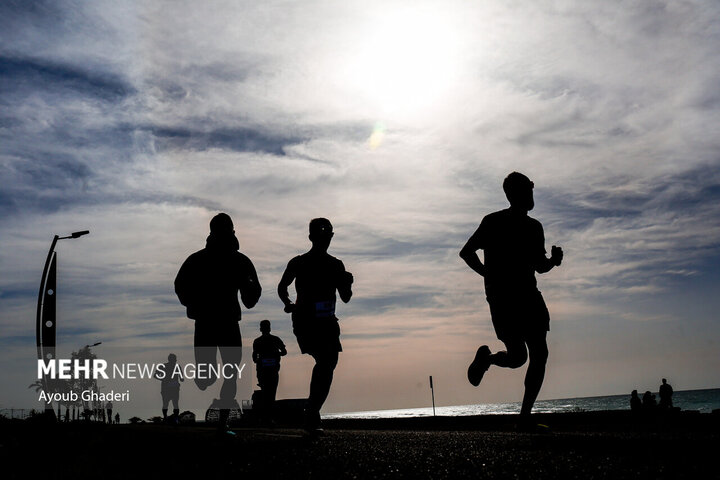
[{"xmin": 324, "ymin": 388, "xmax": 720, "ymax": 419}]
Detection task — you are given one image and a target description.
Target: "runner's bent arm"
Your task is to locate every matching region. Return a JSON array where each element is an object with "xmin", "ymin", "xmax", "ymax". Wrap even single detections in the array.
[
  {"xmin": 337, "ymin": 261, "xmax": 353, "ymax": 303},
  {"xmin": 239, "ymin": 257, "xmax": 262, "ymax": 308},
  {"xmin": 459, "ymin": 227, "xmax": 486, "ymax": 277},
  {"xmin": 277, "ymin": 259, "xmax": 297, "ymax": 312},
  {"xmin": 174, "ymin": 256, "xmax": 196, "ymax": 307},
  {"xmin": 535, "ymin": 246, "xmax": 563, "ymax": 274}
]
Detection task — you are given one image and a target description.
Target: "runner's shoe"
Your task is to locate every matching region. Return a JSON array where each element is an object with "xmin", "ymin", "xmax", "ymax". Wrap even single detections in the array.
[
  {"xmin": 303, "ymin": 409, "xmax": 323, "ymax": 436},
  {"xmin": 516, "ymin": 418, "xmax": 551, "ymax": 434},
  {"xmin": 467, "ymin": 345, "xmax": 491, "ymax": 387}
]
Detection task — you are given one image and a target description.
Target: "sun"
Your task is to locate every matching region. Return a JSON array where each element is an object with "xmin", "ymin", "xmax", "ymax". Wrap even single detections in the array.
[{"xmin": 342, "ymin": 8, "xmax": 463, "ymax": 119}]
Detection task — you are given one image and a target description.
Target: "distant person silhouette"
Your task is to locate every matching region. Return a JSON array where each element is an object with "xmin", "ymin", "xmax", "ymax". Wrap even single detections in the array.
[
  {"xmin": 460, "ymin": 172, "xmax": 563, "ymax": 429},
  {"xmin": 114, "ymin": 412, "xmax": 120, "ymax": 424},
  {"xmin": 630, "ymin": 390, "xmax": 642, "ymax": 412},
  {"xmin": 642, "ymin": 390, "xmax": 657, "ymax": 410},
  {"xmin": 278, "ymin": 218, "xmax": 353, "ymax": 434},
  {"xmin": 175, "ymin": 213, "xmax": 262, "ymax": 433},
  {"xmin": 154, "ymin": 353, "xmax": 184, "ymax": 422},
  {"xmin": 252, "ymin": 319, "xmax": 287, "ymax": 423},
  {"xmin": 659, "ymin": 378, "xmax": 674, "ymax": 409},
  {"xmin": 106, "ymin": 401, "xmax": 113, "ymax": 424}
]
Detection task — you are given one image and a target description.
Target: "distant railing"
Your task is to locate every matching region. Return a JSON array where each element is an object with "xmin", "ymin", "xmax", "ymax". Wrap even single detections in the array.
[{"xmin": 0, "ymin": 408, "xmax": 34, "ymax": 420}]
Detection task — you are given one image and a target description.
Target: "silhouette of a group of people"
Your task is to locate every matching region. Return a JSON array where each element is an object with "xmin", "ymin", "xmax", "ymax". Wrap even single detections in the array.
[
  {"xmin": 172, "ymin": 172, "xmax": 563, "ymax": 434},
  {"xmin": 631, "ymin": 378, "xmax": 674, "ymax": 413},
  {"xmin": 174, "ymin": 214, "xmax": 353, "ymax": 435}
]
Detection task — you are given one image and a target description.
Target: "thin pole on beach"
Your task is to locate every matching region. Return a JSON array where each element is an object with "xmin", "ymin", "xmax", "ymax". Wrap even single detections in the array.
[{"xmin": 429, "ymin": 376, "xmax": 436, "ymax": 417}]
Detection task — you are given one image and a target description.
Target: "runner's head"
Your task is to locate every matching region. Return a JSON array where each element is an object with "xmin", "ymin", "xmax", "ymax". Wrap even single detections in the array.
[
  {"xmin": 309, "ymin": 218, "xmax": 334, "ymax": 251},
  {"xmin": 210, "ymin": 213, "xmax": 234, "ymax": 235},
  {"xmin": 168, "ymin": 353, "xmax": 177, "ymax": 363},
  {"xmin": 260, "ymin": 319, "xmax": 271, "ymax": 333},
  {"xmin": 503, "ymin": 172, "xmax": 534, "ymax": 212}
]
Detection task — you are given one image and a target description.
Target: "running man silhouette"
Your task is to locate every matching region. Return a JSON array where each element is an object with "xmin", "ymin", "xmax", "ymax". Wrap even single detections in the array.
[
  {"xmin": 252, "ymin": 319, "xmax": 287, "ymax": 423},
  {"xmin": 175, "ymin": 213, "xmax": 261, "ymax": 433},
  {"xmin": 460, "ymin": 172, "xmax": 563, "ymax": 428},
  {"xmin": 278, "ymin": 218, "xmax": 353, "ymax": 434},
  {"xmin": 154, "ymin": 353, "xmax": 184, "ymax": 422}
]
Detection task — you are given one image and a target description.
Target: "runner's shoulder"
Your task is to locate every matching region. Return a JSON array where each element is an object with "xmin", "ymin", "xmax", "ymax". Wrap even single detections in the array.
[
  {"xmin": 483, "ymin": 209, "xmax": 511, "ymax": 224},
  {"xmin": 525, "ymin": 215, "xmax": 544, "ymax": 233}
]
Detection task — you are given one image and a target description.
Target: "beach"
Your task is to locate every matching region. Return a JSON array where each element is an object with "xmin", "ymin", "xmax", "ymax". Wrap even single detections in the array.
[{"xmin": 2, "ymin": 411, "xmax": 718, "ymax": 479}]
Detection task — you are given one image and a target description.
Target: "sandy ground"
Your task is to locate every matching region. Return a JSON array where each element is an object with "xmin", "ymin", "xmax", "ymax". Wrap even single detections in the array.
[{"xmin": 1, "ymin": 411, "xmax": 718, "ymax": 479}]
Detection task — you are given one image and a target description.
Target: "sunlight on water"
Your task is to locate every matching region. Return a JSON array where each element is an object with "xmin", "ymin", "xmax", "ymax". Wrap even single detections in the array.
[{"xmin": 325, "ymin": 388, "xmax": 720, "ymax": 419}]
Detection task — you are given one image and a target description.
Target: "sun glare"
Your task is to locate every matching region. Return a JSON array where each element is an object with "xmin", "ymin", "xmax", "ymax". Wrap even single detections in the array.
[{"xmin": 343, "ymin": 9, "xmax": 463, "ymax": 119}]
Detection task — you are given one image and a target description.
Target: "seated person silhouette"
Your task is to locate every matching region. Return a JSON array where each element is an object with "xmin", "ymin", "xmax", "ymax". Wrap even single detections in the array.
[
  {"xmin": 460, "ymin": 172, "xmax": 563, "ymax": 430},
  {"xmin": 658, "ymin": 378, "xmax": 674, "ymax": 409},
  {"xmin": 175, "ymin": 213, "xmax": 262, "ymax": 433},
  {"xmin": 278, "ymin": 218, "xmax": 353, "ymax": 435},
  {"xmin": 252, "ymin": 319, "xmax": 287, "ymax": 423},
  {"xmin": 154, "ymin": 353, "xmax": 184, "ymax": 422}
]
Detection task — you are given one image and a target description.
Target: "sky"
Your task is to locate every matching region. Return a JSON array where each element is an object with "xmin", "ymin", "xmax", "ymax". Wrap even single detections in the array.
[{"xmin": 1, "ymin": 0, "xmax": 720, "ymax": 416}]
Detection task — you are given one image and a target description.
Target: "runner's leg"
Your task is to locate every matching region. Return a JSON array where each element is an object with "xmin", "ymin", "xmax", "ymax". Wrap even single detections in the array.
[
  {"xmin": 194, "ymin": 322, "xmax": 218, "ymax": 391},
  {"xmin": 217, "ymin": 322, "xmax": 242, "ymax": 429},
  {"xmin": 490, "ymin": 339, "xmax": 528, "ymax": 368},
  {"xmin": 308, "ymin": 350, "xmax": 338, "ymax": 413},
  {"xmin": 161, "ymin": 391, "xmax": 170, "ymax": 418},
  {"xmin": 520, "ymin": 331, "xmax": 548, "ymax": 417},
  {"xmin": 218, "ymin": 323, "xmax": 242, "ymax": 405}
]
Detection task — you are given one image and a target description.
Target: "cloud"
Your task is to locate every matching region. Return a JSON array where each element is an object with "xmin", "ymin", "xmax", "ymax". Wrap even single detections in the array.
[{"xmin": 144, "ymin": 125, "xmax": 304, "ymax": 155}]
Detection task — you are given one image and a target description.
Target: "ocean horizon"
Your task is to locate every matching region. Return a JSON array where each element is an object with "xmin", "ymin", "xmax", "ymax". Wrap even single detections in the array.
[{"xmin": 324, "ymin": 387, "xmax": 720, "ymax": 419}]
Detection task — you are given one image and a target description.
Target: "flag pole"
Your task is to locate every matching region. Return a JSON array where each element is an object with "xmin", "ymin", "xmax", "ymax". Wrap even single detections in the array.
[{"xmin": 429, "ymin": 375, "xmax": 436, "ymax": 417}]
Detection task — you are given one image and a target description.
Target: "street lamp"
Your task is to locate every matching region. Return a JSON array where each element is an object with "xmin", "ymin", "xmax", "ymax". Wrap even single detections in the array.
[{"xmin": 36, "ymin": 231, "xmax": 89, "ymax": 373}]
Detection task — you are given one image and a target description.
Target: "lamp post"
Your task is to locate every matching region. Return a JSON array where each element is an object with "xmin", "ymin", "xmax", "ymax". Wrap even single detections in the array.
[
  {"xmin": 36, "ymin": 230, "xmax": 89, "ymax": 409},
  {"xmin": 83, "ymin": 342, "xmax": 102, "ymax": 422}
]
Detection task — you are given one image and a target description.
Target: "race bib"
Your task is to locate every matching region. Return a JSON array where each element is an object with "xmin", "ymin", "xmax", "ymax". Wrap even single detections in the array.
[
  {"xmin": 261, "ymin": 358, "xmax": 278, "ymax": 367},
  {"xmin": 314, "ymin": 300, "xmax": 336, "ymax": 318}
]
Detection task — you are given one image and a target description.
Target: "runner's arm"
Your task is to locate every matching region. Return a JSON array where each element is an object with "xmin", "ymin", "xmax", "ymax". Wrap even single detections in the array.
[
  {"xmin": 174, "ymin": 257, "xmax": 195, "ymax": 307},
  {"xmin": 337, "ymin": 261, "xmax": 353, "ymax": 303},
  {"xmin": 459, "ymin": 227, "xmax": 486, "ymax": 277},
  {"xmin": 239, "ymin": 257, "xmax": 262, "ymax": 308},
  {"xmin": 535, "ymin": 245, "xmax": 563, "ymax": 273},
  {"xmin": 277, "ymin": 259, "xmax": 297, "ymax": 312}
]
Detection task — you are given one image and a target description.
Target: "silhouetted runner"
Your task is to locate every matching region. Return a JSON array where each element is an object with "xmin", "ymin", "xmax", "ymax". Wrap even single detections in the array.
[
  {"xmin": 659, "ymin": 378, "xmax": 674, "ymax": 408},
  {"xmin": 252, "ymin": 319, "xmax": 287, "ymax": 423},
  {"xmin": 114, "ymin": 412, "xmax": 120, "ymax": 424},
  {"xmin": 175, "ymin": 213, "xmax": 262, "ymax": 433},
  {"xmin": 154, "ymin": 353, "xmax": 184, "ymax": 422},
  {"xmin": 105, "ymin": 401, "xmax": 113, "ymax": 425},
  {"xmin": 460, "ymin": 172, "xmax": 563, "ymax": 430},
  {"xmin": 278, "ymin": 218, "xmax": 353, "ymax": 435}
]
